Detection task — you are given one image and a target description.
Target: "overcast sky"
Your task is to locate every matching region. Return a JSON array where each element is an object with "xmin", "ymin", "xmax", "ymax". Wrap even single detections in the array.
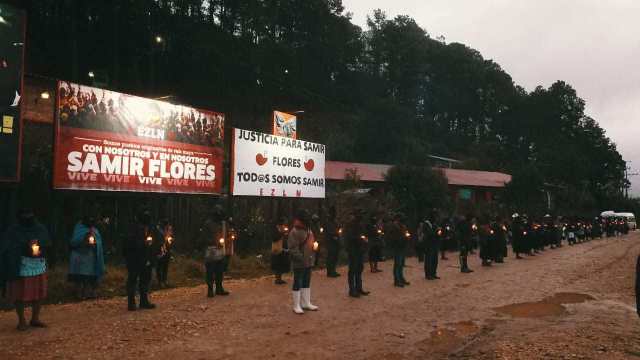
[{"xmin": 342, "ymin": 0, "xmax": 640, "ymax": 195}]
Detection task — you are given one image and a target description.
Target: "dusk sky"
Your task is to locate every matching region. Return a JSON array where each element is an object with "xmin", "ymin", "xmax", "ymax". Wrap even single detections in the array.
[{"xmin": 342, "ymin": 0, "xmax": 640, "ymax": 195}]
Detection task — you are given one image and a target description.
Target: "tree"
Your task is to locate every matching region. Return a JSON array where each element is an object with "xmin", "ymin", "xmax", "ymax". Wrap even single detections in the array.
[{"xmin": 385, "ymin": 165, "xmax": 450, "ymax": 226}]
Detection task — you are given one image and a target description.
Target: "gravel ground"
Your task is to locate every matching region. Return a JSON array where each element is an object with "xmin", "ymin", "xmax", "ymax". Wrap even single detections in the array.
[{"xmin": 1, "ymin": 234, "xmax": 639, "ymax": 360}]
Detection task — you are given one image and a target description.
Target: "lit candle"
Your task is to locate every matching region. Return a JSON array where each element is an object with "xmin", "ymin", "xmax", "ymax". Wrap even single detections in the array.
[
  {"xmin": 523, "ymin": 231, "xmax": 528, "ymax": 236},
  {"xmin": 31, "ymin": 243, "xmax": 40, "ymax": 257},
  {"xmin": 437, "ymin": 229, "xmax": 443, "ymax": 236},
  {"xmin": 219, "ymin": 237, "xmax": 225, "ymax": 245},
  {"xmin": 502, "ymin": 226, "xmax": 507, "ymax": 232},
  {"xmin": 166, "ymin": 236, "xmax": 173, "ymax": 244},
  {"xmin": 338, "ymin": 228, "xmax": 343, "ymax": 235},
  {"xmin": 145, "ymin": 235, "xmax": 153, "ymax": 245},
  {"xmin": 377, "ymin": 229, "xmax": 383, "ymax": 234},
  {"xmin": 313, "ymin": 241, "xmax": 319, "ymax": 251},
  {"xmin": 284, "ymin": 226, "xmax": 289, "ymax": 232},
  {"xmin": 405, "ymin": 231, "xmax": 411, "ymax": 238},
  {"xmin": 472, "ymin": 224, "xmax": 478, "ymax": 231},
  {"xmin": 490, "ymin": 230, "xmax": 495, "ymax": 235},
  {"xmin": 231, "ymin": 234, "xmax": 236, "ymax": 240},
  {"xmin": 88, "ymin": 235, "xmax": 96, "ymax": 245},
  {"xmin": 320, "ymin": 227, "xmax": 324, "ymax": 234}
]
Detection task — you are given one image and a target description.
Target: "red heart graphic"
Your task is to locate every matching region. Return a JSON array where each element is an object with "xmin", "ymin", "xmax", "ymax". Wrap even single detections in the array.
[
  {"xmin": 256, "ymin": 153, "xmax": 268, "ymax": 166},
  {"xmin": 304, "ymin": 159, "xmax": 315, "ymax": 171}
]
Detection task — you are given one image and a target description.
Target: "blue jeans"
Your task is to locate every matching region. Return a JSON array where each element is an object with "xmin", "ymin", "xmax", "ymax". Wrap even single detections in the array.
[{"xmin": 292, "ymin": 267, "xmax": 312, "ymax": 291}]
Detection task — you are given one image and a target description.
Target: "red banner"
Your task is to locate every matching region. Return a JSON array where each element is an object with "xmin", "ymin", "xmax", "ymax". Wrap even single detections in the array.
[{"xmin": 53, "ymin": 82, "xmax": 224, "ymax": 194}]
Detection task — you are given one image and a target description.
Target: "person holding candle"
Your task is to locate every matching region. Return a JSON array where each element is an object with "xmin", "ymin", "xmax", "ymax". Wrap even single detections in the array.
[
  {"xmin": 455, "ymin": 214, "xmax": 474, "ymax": 273},
  {"xmin": 201, "ymin": 208, "xmax": 230, "ymax": 297},
  {"xmin": 288, "ymin": 209, "xmax": 318, "ymax": 314},
  {"xmin": 346, "ymin": 209, "xmax": 370, "ymax": 297},
  {"xmin": 0, "ymin": 208, "xmax": 51, "ymax": 331},
  {"xmin": 271, "ymin": 217, "xmax": 290, "ymax": 285},
  {"xmin": 325, "ymin": 206, "xmax": 341, "ymax": 278},
  {"xmin": 124, "ymin": 209, "xmax": 162, "ymax": 311},
  {"xmin": 387, "ymin": 213, "xmax": 410, "ymax": 287},
  {"xmin": 155, "ymin": 219, "xmax": 174, "ymax": 288},
  {"xmin": 367, "ymin": 215, "xmax": 384, "ymax": 274},
  {"xmin": 68, "ymin": 214, "xmax": 106, "ymax": 299}
]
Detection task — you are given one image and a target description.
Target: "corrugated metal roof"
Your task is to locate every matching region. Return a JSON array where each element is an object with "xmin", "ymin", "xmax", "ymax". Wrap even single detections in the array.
[{"xmin": 325, "ymin": 161, "xmax": 511, "ymax": 188}]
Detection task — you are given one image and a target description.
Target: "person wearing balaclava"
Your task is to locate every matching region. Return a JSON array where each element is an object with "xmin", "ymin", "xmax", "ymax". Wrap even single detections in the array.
[
  {"xmin": 124, "ymin": 209, "xmax": 161, "ymax": 311},
  {"xmin": 0, "ymin": 208, "xmax": 51, "ymax": 331},
  {"xmin": 68, "ymin": 209, "xmax": 105, "ymax": 299}
]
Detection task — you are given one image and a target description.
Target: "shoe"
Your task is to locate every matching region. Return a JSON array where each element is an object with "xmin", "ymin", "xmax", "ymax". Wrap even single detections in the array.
[
  {"xmin": 139, "ymin": 302, "xmax": 156, "ymax": 309},
  {"xmin": 327, "ymin": 273, "xmax": 341, "ymax": 278},
  {"xmin": 127, "ymin": 296, "xmax": 137, "ymax": 311},
  {"xmin": 359, "ymin": 289, "xmax": 370, "ymax": 296},
  {"xmin": 402, "ymin": 280, "xmax": 411, "ymax": 285},
  {"xmin": 292, "ymin": 291, "xmax": 304, "ymax": 314},
  {"xmin": 394, "ymin": 282, "xmax": 405, "ymax": 287},
  {"xmin": 441, "ymin": 257, "xmax": 449, "ymax": 260},
  {"xmin": 425, "ymin": 276, "xmax": 434, "ymax": 280},
  {"xmin": 207, "ymin": 285, "xmax": 215, "ymax": 298},
  {"xmin": 17, "ymin": 323, "xmax": 28, "ymax": 331},
  {"xmin": 30, "ymin": 320, "xmax": 47, "ymax": 328},
  {"xmin": 216, "ymin": 289, "xmax": 230, "ymax": 296},
  {"xmin": 433, "ymin": 276, "xmax": 440, "ymax": 280},
  {"xmin": 300, "ymin": 288, "xmax": 319, "ymax": 311},
  {"xmin": 375, "ymin": 269, "xmax": 383, "ymax": 273},
  {"xmin": 275, "ymin": 279, "xmax": 287, "ymax": 285},
  {"xmin": 461, "ymin": 268, "xmax": 474, "ymax": 273},
  {"xmin": 349, "ymin": 290, "xmax": 361, "ymax": 298}
]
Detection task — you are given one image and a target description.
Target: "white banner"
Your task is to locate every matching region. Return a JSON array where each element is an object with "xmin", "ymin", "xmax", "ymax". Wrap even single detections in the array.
[{"xmin": 231, "ymin": 128, "xmax": 325, "ymax": 198}]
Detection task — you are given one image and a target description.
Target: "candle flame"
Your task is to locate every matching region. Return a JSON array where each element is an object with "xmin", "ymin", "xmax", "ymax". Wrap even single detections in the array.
[
  {"xmin": 313, "ymin": 241, "xmax": 319, "ymax": 251},
  {"xmin": 31, "ymin": 244, "xmax": 40, "ymax": 256},
  {"xmin": 219, "ymin": 237, "xmax": 225, "ymax": 245}
]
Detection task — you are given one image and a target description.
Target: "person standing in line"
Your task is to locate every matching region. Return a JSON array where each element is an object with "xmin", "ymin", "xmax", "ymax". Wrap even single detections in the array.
[
  {"xmin": 155, "ymin": 219, "xmax": 174, "ymax": 288},
  {"xmin": 511, "ymin": 213, "xmax": 524, "ymax": 259},
  {"xmin": 288, "ymin": 209, "xmax": 319, "ymax": 314},
  {"xmin": 387, "ymin": 213, "xmax": 410, "ymax": 287},
  {"xmin": 271, "ymin": 217, "xmax": 290, "ymax": 285},
  {"xmin": 636, "ymin": 254, "xmax": 640, "ymax": 318},
  {"xmin": 456, "ymin": 214, "xmax": 474, "ymax": 273},
  {"xmin": 68, "ymin": 213, "xmax": 105, "ymax": 299},
  {"xmin": 368, "ymin": 215, "xmax": 384, "ymax": 273},
  {"xmin": 124, "ymin": 209, "xmax": 162, "ymax": 311},
  {"xmin": 425, "ymin": 212, "xmax": 442, "ymax": 280},
  {"xmin": 325, "ymin": 207, "xmax": 341, "ymax": 278},
  {"xmin": 0, "ymin": 208, "xmax": 51, "ymax": 331},
  {"xmin": 346, "ymin": 209, "xmax": 370, "ymax": 298}
]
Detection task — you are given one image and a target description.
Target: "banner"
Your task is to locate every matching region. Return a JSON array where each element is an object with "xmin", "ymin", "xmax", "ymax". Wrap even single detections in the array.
[
  {"xmin": 0, "ymin": 3, "xmax": 25, "ymax": 182},
  {"xmin": 231, "ymin": 128, "xmax": 325, "ymax": 198},
  {"xmin": 53, "ymin": 82, "xmax": 224, "ymax": 194},
  {"xmin": 272, "ymin": 111, "xmax": 297, "ymax": 139}
]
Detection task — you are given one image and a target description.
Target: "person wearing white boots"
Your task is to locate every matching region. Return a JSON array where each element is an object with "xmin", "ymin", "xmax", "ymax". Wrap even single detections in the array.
[{"xmin": 288, "ymin": 209, "xmax": 319, "ymax": 314}]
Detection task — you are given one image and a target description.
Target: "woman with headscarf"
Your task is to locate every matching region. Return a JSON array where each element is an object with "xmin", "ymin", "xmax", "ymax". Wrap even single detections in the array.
[
  {"xmin": 0, "ymin": 208, "xmax": 51, "ymax": 331},
  {"xmin": 68, "ymin": 214, "xmax": 105, "ymax": 299},
  {"xmin": 271, "ymin": 217, "xmax": 290, "ymax": 285}
]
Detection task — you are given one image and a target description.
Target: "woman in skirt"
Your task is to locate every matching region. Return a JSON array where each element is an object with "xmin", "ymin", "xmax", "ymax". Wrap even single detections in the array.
[{"xmin": 0, "ymin": 208, "xmax": 50, "ymax": 331}]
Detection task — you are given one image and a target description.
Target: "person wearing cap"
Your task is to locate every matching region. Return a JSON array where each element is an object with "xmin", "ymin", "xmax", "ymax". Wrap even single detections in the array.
[
  {"xmin": 387, "ymin": 213, "xmax": 410, "ymax": 287},
  {"xmin": 0, "ymin": 208, "xmax": 51, "ymax": 331},
  {"xmin": 345, "ymin": 209, "xmax": 370, "ymax": 297},
  {"xmin": 124, "ymin": 209, "xmax": 162, "ymax": 311},
  {"xmin": 325, "ymin": 207, "xmax": 341, "ymax": 278},
  {"xmin": 288, "ymin": 209, "xmax": 319, "ymax": 314},
  {"xmin": 271, "ymin": 217, "xmax": 291, "ymax": 285},
  {"xmin": 68, "ymin": 213, "xmax": 106, "ymax": 299}
]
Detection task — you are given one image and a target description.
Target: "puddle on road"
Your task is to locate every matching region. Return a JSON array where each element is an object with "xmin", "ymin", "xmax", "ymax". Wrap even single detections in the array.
[{"xmin": 494, "ymin": 292, "xmax": 595, "ymax": 318}]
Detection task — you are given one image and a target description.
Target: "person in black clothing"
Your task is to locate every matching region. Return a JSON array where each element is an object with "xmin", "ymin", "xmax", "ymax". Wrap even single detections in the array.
[
  {"xmin": 345, "ymin": 209, "xmax": 370, "ymax": 297},
  {"xmin": 155, "ymin": 219, "xmax": 174, "ymax": 288},
  {"xmin": 325, "ymin": 207, "xmax": 341, "ymax": 278},
  {"xmin": 367, "ymin": 216, "xmax": 384, "ymax": 273},
  {"xmin": 441, "ymin": 220, "xmax": 453, "ymax": 260},
  {"xmin": 456, "ymin": 215, "xmax": 474, "ymax": 273},
  {"xmin": 491, "ymin": 217, "xmax": 506, "ymax": 263},
  {"xmin": 511, "ymin": 214, "xmax": 525, "ymax": 259},
  {"xmin": 424, "ymin": 213, "xmax": 441, "ymax": 280},
  {"xmin": 271, "ymin": 217, "xmax": 290, "ymax": 285},
  {"xmin": 479, "ymin": 216, "xmax": 493, "ymax": 267},
  {"xmin": 387, "ymin": 213, "xmax": 410, "ymax": 287},
  {"xmin": 125, "ymin": 209, "xmax": 162, "ymax": 311}
]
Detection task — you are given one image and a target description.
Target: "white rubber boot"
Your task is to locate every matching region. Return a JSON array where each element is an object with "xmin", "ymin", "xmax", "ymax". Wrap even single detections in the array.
[
  {"xmin": 292, "ymin": 291, "xmax": 304, "ymax": 314},
  {"xmin": 301, "ymin": 288, "xmax": 319, "ymax": 311}
]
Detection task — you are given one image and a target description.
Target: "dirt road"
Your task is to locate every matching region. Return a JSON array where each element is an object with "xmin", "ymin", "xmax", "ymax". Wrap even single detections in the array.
[{"xmin": 1, "ymin": 234, "xmax": 640, "ymax": 360}]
